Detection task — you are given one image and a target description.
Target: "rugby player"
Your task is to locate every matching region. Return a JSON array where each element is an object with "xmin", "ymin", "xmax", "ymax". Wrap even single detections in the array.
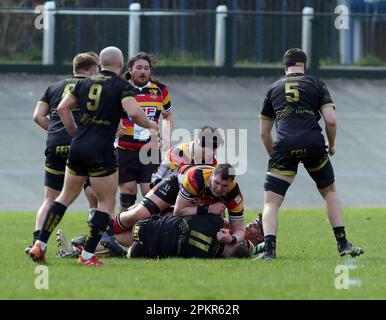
[
  {"xmin": 117, "ymin": 52, "xmax": 174, "ymax": 212},
  {"xmin": 257, "ymin": 48, "xmax": 364, "ymax": 260},
  {"xmin": 58, "ymin": 126, "xmax": 224, "ymax": 257},
  {"xmin": 55, "ymin": 212, "xmax": 265, "ymax": 259},
  {"xmin": 29, "ymin": 46, "xmax": 158, "ymax": 266},
  {"xmin": 27, "ymin": 52, "xmax": 99, "ymax": 254},
  {"xmin": 128, "ymin": 214, "xmax": 251, "ymax": 259},
  {"xmin": 150, "ymin": 125, "xmax": 223, "ymax": 187}
]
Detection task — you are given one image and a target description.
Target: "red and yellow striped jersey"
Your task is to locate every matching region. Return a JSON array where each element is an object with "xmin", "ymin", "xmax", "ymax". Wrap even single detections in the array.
[
  {"xmin": 178, "ymin": 165, "xmax": 244, "ymax": 223},
  {"xmin": 118, "ymin": 81, "xmax": 171, "ymax": 151},
  {"xmin": 152, "ymin": 141, "xmax": 218, "ymax": 182}
]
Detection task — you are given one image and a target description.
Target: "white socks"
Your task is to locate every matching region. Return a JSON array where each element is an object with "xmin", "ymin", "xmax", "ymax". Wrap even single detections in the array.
[
  {"xmin": 35, "ymin": 240, "xmax": 47, "ymax": 251},
  {"xmin": 81, "ymin": 250, "xmax": 94, "ymax": 260}
]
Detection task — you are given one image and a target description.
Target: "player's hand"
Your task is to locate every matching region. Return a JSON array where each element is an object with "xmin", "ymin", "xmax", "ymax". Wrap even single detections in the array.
[
  {"xmin": 208, "ymin": 202, "xmax": 226, "ymax": 215},
  {"xmin": 148, "ymin": 120, "xmax": 159, "ymax": 134},
  {"xmin": 148, "ymin": 122, "xmax": 161, "ymax": 148},
  {"xmin": 216, "ymin": 228, "xmax": 232, "ymax": 244},
  {"xmin": 327, "ymin": 144, "xmax": 336, "ymax": 156},
  {"xmin": 116, "ymin": 124, "xmax": 126, "ymax": 137}
]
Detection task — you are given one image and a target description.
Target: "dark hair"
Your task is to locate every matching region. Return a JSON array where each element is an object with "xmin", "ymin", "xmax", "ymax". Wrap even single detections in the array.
[
  {"xmin": 230, "ymin": 243, "xmax": 251, "ymax": 258},
  {"xmin": 283, "ymin": 48, "xmax": 307, "ymax": 69},
  {"xmin": 197, "ymin": 125, "xmax": 224, "ymax": 150},
  {"xmin": 73, "ymin": 53, "xmax": 99, "ymax": 73},
  {"xmin": 214, "ymin": 163, "xmax": 235, "ymax": 181},
  {"xmin": 124, "ymin": 52, "xmax": 158, "ymax": 82}
]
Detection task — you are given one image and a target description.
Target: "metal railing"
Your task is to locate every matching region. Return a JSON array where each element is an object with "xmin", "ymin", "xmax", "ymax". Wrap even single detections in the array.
[{"xmin": 1, "ymin": 2, "xmax": 386, "ymax": 77}]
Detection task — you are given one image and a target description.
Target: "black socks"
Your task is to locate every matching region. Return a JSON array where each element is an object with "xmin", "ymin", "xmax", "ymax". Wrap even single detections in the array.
[
  {"xmin": 264, "ymin": 235, "xmax": 277, "ymax": 251},
  {"xmin": 38, "ymin": 201, "xmax": 67, "ymax": 243},
  {"xmin": 333, "ymin": 226, "xmax": 348, "ymax": 246},
  {"xmin": 84, "ymin": 210, "xmax": 111, "ymax": 254}
]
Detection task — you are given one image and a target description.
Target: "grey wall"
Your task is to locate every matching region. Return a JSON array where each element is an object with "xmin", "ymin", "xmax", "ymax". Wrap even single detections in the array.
[{"xmin": 1, "ymin": 75, "xmax": 385, "ymax": 211}]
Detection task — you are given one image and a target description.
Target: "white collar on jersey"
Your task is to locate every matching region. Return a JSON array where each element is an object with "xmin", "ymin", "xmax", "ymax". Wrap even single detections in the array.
[{"xmin": 129, "ymin": 80, "xmax": 151, "ymax": 91}]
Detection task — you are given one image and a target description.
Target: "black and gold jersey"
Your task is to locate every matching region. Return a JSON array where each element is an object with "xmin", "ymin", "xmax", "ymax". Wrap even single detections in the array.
[
  {"xmin": 39, "ymin": 76, "xmax": 85, "ymax": 147},
  {"xmin": 260, "ymin": 73, "xmax": 335, "ymax": 149},
  {"xmin": 132, "ymin": 214, "xmax": 225, "ymax": 259},
  {"xmin": 68, "ymin": 70, "xmax": 135, "ymax": 157}
]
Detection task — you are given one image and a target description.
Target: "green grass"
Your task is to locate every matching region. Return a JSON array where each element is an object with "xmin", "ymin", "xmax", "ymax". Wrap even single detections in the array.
[{"xmin": 0, "ymin": 209, "xmax": 384, "ymax": 300}]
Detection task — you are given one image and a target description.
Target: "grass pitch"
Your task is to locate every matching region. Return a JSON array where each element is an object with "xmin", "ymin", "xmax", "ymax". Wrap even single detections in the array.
[{"xmin": 0, "ymin": 208, "xmax": 384, "ymax": 300}]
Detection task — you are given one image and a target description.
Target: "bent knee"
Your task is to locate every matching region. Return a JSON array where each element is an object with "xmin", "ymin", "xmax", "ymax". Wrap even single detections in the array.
[
  {"xmin": 119, "ymin": 182, "xmax": 137, "ymax": 194},
  {"xmin": 45, "ymin": 187, "xmax": 60, "ymax": 201},
  {"xmin": 319, "ymin": 183, "xmax": 336, "ymax": 197}
]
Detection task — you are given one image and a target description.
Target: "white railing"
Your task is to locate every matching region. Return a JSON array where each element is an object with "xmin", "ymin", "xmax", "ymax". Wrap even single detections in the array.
[
  {"xmin": 1, "ymin": 2, "xmax": 357, "ymax": 66},
  {"xmin": 16, "ymin": 2, "xmax": 230, "ymax": 67},
  {"xmin": 42, "ymin": 1, "xmax": 56, "ymax": 65},
  {"xmin": 301, "ymin": 7, "xmax": 314, "ymax": 65}
]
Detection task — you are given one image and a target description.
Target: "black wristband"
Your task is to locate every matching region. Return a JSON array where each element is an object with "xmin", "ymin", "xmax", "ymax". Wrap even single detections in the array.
[
  {"xmin": 197, "ymin": 204, "xmax": 209, "ymax": 215},
  {"xmin": 150, "ymin": 178, "xmax": 161, "ymax": 189},
  {"xmin": 230, "ymin": 235, "xmax": 237, "ymax": 244}
]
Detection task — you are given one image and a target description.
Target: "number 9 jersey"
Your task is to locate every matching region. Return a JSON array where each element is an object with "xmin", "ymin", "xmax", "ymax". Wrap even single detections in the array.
[
  {"xmin": 68, "ymin": 70, "xmax": 135, "ymax": 157},
  {"xmin": 66, "ymin": 70, "xmax": 135, "ymax": 177}
]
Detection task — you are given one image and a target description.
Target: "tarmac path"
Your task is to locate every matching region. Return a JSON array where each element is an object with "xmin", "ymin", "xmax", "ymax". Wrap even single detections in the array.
[{"xmin": 1, "ymin": 75, "xmax": 385, "ymax": 211}]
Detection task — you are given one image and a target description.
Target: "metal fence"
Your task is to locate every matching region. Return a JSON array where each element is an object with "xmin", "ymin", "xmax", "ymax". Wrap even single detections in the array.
[
  {"xmin": 0, "ymin": 0, "xmax": 339, "ymax": 13},
  {"xmin": 1, "ymin": 3, "xmax": 386, "ymax": 71}
]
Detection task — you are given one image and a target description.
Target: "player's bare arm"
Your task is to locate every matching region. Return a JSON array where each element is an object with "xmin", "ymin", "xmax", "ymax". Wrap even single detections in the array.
[
  {"xmin": 161, "ymin": 110, "xmax": 174, "ymax": 151},
  {"xmin": 32, "ymin": 102, "xmax": 50, "ymax": 131},
  {"xmin": 57, "ymin": 94, "xmax": 77, "ymax": 136},
  {"xmin": 229, "ymin": 219, "xmax": 245, "ymax": 244},
  {"xmin": 174, "ymin": 194, "xmax": 226, "ymax": 216},
  {"xmin": 121, "ymin": 96, "xmax": 158, "ymax": 132},
  {"xmin": 116, "ymin": 119, "xmax": 126, "ymax": 137},
  {"xmin": 260, "ymin": 118, "xmax": 275, "ymax": 156},
  {"xmin": 321, "ymin": 106, "xmax": 337, "ymax": 156},
  {"xmin": 173, "ymin": 194, "xmax": 200, "ymax": 216},
  {"xmin": 216, "ymin": 228, "xmax": 233, "ymax": 244}
]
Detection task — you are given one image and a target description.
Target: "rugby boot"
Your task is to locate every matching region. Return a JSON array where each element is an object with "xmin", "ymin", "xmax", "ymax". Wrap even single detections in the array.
[
  {"xmin": 78, "ymin": 254, "xmax": 104, "ymax": 267},
  {"xmin": 29, "ymin": 243, "xmax": 46, "ymax": 262},
  {"xmin": 338, "ymin": 242, "xmax": 364, "ymax": 257},
  {"xmin": 100, "ymin": 232, "xmax": 127, "ymax": 258},
  {"xmin": 255, "ymin": 248, "xmax": 276, "ymax": 261}
]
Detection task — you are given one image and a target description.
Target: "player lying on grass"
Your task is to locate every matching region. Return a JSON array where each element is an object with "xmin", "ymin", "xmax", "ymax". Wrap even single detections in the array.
[
  {"xmin": 128, "ymin": 214, "xmax": 250, "ymax": 259},
  {"xmin": 113, "ymin": 164, "xmax": 246, "ymax": 249},
  {"xmin": 56, "ymin": 163, "xmax": 265, "ymax": 258},
  {"xmin": 55, "ymin": 213, "xmax": 265, "ymax": 259}
]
